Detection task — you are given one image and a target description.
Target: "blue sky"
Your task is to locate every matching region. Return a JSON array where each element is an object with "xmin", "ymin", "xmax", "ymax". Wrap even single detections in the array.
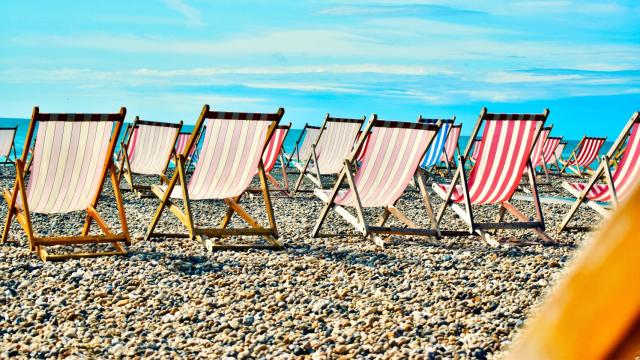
[{"xmin": 0, "ymin": 0, "xmax": 638, "ymax": 139}]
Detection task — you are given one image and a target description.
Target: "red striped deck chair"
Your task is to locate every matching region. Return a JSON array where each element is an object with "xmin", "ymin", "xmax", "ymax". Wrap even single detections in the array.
[
  {"xmin": 173, "ymin": 130, "xmax": 203, "ymax": 172},
  {"xmin": 311, "ymin": 115, "xmax": 440, "ymax": 247},
  {"xmin": 558, "ymin": 112, "xmax": 640, "ymax": 232},
  {"xmin": 1, "ymin": 107, "xmax": 130, "ymax": 261},
  {"xmin": 354, "ymin": 130, "xmax": 372, "ymax": 163},
  {"xmin": 0, "ymin": 126, "xmax": 18, "ymax": 172},
  {"xmin": 117, "ymin": 117, "xmax": 182, "ymax": 196},
  {"xmin": 440, "ymin": 123, "xmax": 462, "ymax": 174},
  {"xmin": 283, "ymin": 123, "xmax": 321, "ymax": 170},
  {"xmin": 560, "ymin": 135, "xmax": 606, "ymax": 176},
  {"xmin": 145, "ymin": 105, "xmax": 285, "ymax": 250},
  {"xmin": 292, "ymin": 115, "xmax": 364, "ymax": 192},
  {"xmin": 535, "ymin": 135, "xmax": 563, "ymax": 176},
  {"xmin": 432, "ymin": 108, "xmax": 551, "ymax": 246},
  {"xmin": 528, "ymin": 126, "xmax": 552, "ymax": 180},
  {"xmin": 248, "ymin": 123, "xmax": 291, "ymax": 193}
]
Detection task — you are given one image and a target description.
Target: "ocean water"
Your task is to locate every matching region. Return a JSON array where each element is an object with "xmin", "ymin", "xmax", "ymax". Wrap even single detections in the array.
[{"xmin": 0, "ymin": 118, "xmax": 611, "ymax": 161}]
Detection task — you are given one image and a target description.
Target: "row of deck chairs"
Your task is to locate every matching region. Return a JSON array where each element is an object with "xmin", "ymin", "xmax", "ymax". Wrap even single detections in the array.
[{"xmin": 0, "ymin": 106, "xmax": 638, "ymax": 261}]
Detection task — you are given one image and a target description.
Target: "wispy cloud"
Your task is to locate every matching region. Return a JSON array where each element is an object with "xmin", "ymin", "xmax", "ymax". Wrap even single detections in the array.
[{"xmin": 164, "ymin": 0, "xmax": 203, "ymax": 26}]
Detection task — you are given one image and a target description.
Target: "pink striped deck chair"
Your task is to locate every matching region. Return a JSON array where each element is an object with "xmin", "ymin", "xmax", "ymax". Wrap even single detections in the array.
[
  {"xmin": 440, "ymin": 123, "xmax": 462, "ymax": 174},
  {"xmin": 561, "ymin": 135, "xmax": 606, "ymax": 176},
  {"xmin": 558, "ymin": 112, "xmax": 640, "ymax": 232},
  {"xmin": 311, "ymin": 115, "xmax": 440, "ymax": 247},
  {"xmin": 432, "ymin": 108, "xmax": 551, "ymax": 246},
  {"xmin": 117, "ymin": 117, "xmax": 183, "ymax": 196},
  {"xmin": 283, "ymin": 123, "xmax": 321, "ymax": 170},
  {"xmin": 0, "ymin": 126, "xmax": 18, "ymax": 171},
  {"xmin": 535, "ymin": 135, "xmax": 563, "ymax": 176},
  {"xmin": 145, "ymin": 105, "xmax": 285, "ymax": 250},
  {"xmin": 527, "ymin": 126, "xmax": 552, "ymax": 180},
  {"xmin": 248, "ymin": 123, "xmax": 291, "ymax": 193},
  {"xmin": 173, "ymin": 130, "xmax": 203, "ymax": 172},
  {"xmin": 1, "ymin": 107, "xmax": 130, "ymax": 261},
  {"xmin": 293, "ymin": 115, "xmax": 364, "ymax": 192},
  {"xmin": 354, "ymin": 130, "xmax": 372, "ymax": 163}
]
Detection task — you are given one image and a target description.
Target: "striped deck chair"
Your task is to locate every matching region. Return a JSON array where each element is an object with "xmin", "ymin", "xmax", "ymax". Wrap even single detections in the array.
[
  {"xmin": 0, "ymin": 127, "xmax": 18, "ymax": 172},
  {"xmin": 468, "ymin": 138, "xmax": 482, "ymax": 163},
  {"xmin": 117, "ymin": 117, "xmax": 182, "ymax": 196},
  {"xmin": 292, "ymin": 115, "xmax": 364, "ymax": 192},
  {"xmin": 173, "ymin": 130, "xmax": 202, "ymax": 172},
  {"xmin": 1, "ymin": 107, "xmax": 130, "ymax": 261},
  {"xmin": 535, "ymin": 135, "xmax": 563, "ymax": 177},
  {"xmin": 145, "ymin": 105, "xmax": 285, "ymax": 250},
  {"xmin": 558, "ymin": 112, "xmax": 640, "ymax": 232},
  {"xmin": 283, "ymin": 123, "xmax": 321, "ymax": 170},
  {"xmin": 528, "ymin": 126, "xmax": 552, "ymax": 180},
  {"xmin": 418, "ymin": 116, "xmax": 455, "ymax": 173},
  {"xmin": 440, "ymin": 123, "xmax": 462, "ymax": 174},
  {"xmin": 560, "ymin": 135, "xmax": 606, "ymax": 176},
  {"xmin": 432, "ymin": 108, "xmax": 551, "ymax": 246},
  {"xmin": 311, "ymin": 115, "xmax": 440, "ymax": 247},
  {"xmin": 354, "ymin": 130, "xmax": 372, "ymax": 163},
  {"xmin": 248, "ymin": 123, "xmax": 291, "ymax": 193}
]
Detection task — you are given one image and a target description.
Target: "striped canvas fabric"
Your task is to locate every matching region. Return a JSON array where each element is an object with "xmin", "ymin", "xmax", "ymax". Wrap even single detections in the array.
[
  {"xmin": 262, "ymin": 126, "xmax": 289, "ymax": 173},
  {"xmin": 568, "ymin": 123, "xmax": 640, "ymax": 202},
  {"xmin": 555, "ymin": 142, "xmax": 567, "ymax": 161},
  {"xmin": 298, "ymin": 127, "xmax": 321, "ymax": 162},
  {"xmin": 537, "ymin": 136, "xmax": 562, "ymax": 166},
  {"xmin": 355, "ymin": 131, "xmax": 371, "ymax": 162},
  {"xmin": 167, "ymin": 117, "xmax": 272, "ymax": 200},
  {"xmin": 567, "ymin": 137, "xmax": 606, "ymax": 166},
  {"xmin": 0, "ymin": 128, "xmax": 16, "ymax": 157},
  {"xmin": 127, "ymin": 123, "xmax": 179, "ymax": 175},
  {"xmin": 437, "ymin": 116, "xmax": 543, "ymax": 205},
  {"xmin": 303, "ymin": 120, "xmax": 362, "ymax": 175},
  {"xmin": 419, "ymin": 119, "xmax": 452, "ymax": 169},
  {"xmin": 470, "ymin": 139, "xmax": 482, "ymax": 162},
  {"xmin": 317, "ymin": 122, "xmax": 436, "ymax": 208},
  {"xmin": 530, "ymin": 128, "xmax": 551, "ymax": 167},
  {"xmin": 21, "ymin": 115, "xmax": 115, "ymax": 214},
  {"xmin": 440, "ymin": 125, "xmax": 461, "ymax": 163},
  {"xmin": 174, "ymin": 132, "xmax": 198, "ymax": 157}
]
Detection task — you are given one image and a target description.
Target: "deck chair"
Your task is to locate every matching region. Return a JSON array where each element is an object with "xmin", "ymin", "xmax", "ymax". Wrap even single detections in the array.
[
  {"xmin": 283, "ymin": 123, "xmax": 321, "ymax": 170},
  {"xmin": 418, "ymin": 116, "xmax": 455, "ymax": 173},
  {"xmin": 145, "ymin": 105, "xmax": 285, "ymax": 250},
  {"xmin": 311, "ymin": 115, "xmax": 440, "ymax": 247},
  {"xmin": 535, "ymin": 135, "xmax": 563, "ymax": 176},
  {"xmin": 560, "ymin": 135, "xmax": 606, "ymax": 176},
  {"xmin": 173, "ymin": 131, "xmax": 202, "ymax": 172},
  {"xmin": 432, "ymin": 108, "xmax": 552, "ymax": 246},
  {"xmin": 1, "ymin": 107, "xmax": 130, "ymax": 261},
  {"xmin": 292, "ymin": 115, "xmax": 364, "ymax": 192},
  {"xmin": 249, "ymin": 123, "xmax": 291, "ymax": 193},
  {"xmin": 116, "ymin": 117, "xmax": 182, "ymax": 196},
  {"xmin": 558, "ymin": 112, "xmax": 640, "ymax": 232},
  {"xmin": 528, "ymin": 126, "xmax": 552, "ymax": 180},
  {"xmin": 440, "ymin": 123, "xmax": 462, "ymax": 174},
  {"xmin": 354, "ymin": 130, "xmax": 372, "ymax": 163},
  {"xmin": 0, "ymin": 127, "xmax": 18, "ymax": 172}
]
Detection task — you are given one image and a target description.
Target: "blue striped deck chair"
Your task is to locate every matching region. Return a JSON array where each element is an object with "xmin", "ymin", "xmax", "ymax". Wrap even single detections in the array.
[{"xmin": 417, "ymin": 116, "xmax": 455, "ymax": 172}]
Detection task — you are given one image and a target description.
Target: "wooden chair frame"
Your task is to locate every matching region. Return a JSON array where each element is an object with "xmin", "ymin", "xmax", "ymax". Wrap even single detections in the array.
[
  {"xmin": 433, "ymin": 108, "xmax": 553, "ymax": 246},
  {"xmin": 283, "ymin": 123, "xmax": 321, "ymax": 171},
  {"xmin": 311, "ymin": 115, "xmax": 441, "ymax": 247},
  {"xmin": 292, "ymin": 114, "xmax": 365, "ymax": 193},
  {"xmin": 116, "ymin": 117, "xmax": 183, "ymax": 197},
  {"xmin": 560, "ymin": 135, "xmax": 607, "ymax": 176},
  {"xmin": 558, "ymin": 112, "xmax": 640, "ymax": 232},
  {"xmin": 1, "ymin": 107, "xmax": 130, "ymax": 261},
  {"xmin": 0, "ymin": 126, "xmax": 18, "ymax": 172},
  {"xmin": 144, "ymin": 105, "xmax": 285, "ymax": 251}
]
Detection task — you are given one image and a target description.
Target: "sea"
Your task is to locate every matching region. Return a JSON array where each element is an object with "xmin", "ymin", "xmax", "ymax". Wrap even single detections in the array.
[{"xmin": 0, "ymin": 118, "xmax": 609, "ymax": 161}]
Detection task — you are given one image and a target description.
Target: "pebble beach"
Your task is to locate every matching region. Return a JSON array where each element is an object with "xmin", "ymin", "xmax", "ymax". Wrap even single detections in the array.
[{"xmin": 0, "ymin": 169, "xmax": 599, "ymax": 358}]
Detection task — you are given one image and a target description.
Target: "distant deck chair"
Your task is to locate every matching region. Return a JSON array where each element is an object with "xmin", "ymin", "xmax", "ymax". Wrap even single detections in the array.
[
  {"xmin": 1, "ymin": 107, "xmax": 130, "ymax": 261},
  {"xmin": 312, "ymin": 115, "xmax": 440, "ymax": 247},
  {"xmin": 528, "ymin": 126, "xmax": 552, "ymax": 179},
  {"xmin": 558, "ymin": 112, "xmax": 640, "ymax": 232},
  {"xmin": 292, "ymin": 115, "xmax": 364, "ymax": 192},
  {"xmin": 283, "ymin": 123, "xmax": 321, "ymax": 169},
  {"xmin": 508, "ymin": 181, "xmax": 640, "ymax": 360},
  {"xmin": 418, "ymin": 116, "xmax": 454, "ymax": 173},
  {"xmin": 432, "ymin": 108, "xmax": 552, "ymax": 246},
  {"xmin": 117, "ymin": 117, "xmax": 182, "ymax": 196},
  {"xmin": 560, "ymin": 135, "xmax": 606, "ymax": 176},
  {"xmin": 440, "ymin": 123, "xmax": 462, "ymax": 174},
  {"xmin": 0, "ymin": 127, "xmax": 18, "ymax": 172},
  {"xmin": 251, "ymin": 123, "xmax": 291, "ymax": 193},
  {"xmin": 145, "ymin": 105, "xmax": 285, "ymax": 250},
  {"xmin": 535, "ymin": 136, "xmax": 563, "ymax": 176},
  {"xmin": 173, "ymin": 130, "xmax": 202, "ymax": 172}
]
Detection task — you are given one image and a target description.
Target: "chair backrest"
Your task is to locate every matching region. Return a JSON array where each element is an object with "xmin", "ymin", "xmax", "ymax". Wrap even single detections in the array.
[
  {"xmin": 185, "ymin": 106, "xmax": 284, "ymax": 200},
  {"xmin": 464, "ymin": 109, "xmax": 547, "ymax": 205},
  {"xmin": 336, "ymin": 116, "xmax": 438, "ymax": 207},
  {"xmin": 24, "ymin": 108, "xmax": 126, "ymax": 214},
  {"xmin": 440, "ymin": 124, "xmax": 462, "ymax": 162},
  {"xmin": 127, "ymin": 118, "xmax": 182, "ymax": 175},
  {"xmin": 0, "ymin": 127, "xmax": 17, "ymax": 157},
  {"xmin": 555, "ymin": 142, "xmax": 567, "ymax": 161},
  {"xmin": 298, "ymin": 125, "xmax": 321, "ymax": 161},
  {"xmin": 314, "ymin": 115, "xmax": 364, "ymax": 174},
  {"xmin": 175, "ymin": 132, "xmax": 199, "ymax": 158},
  {"xmin": 262, "ymin": 123, "xmax": 290, "ymax": 173},
  {"xmin": 418, "ymin": 117, "xmax": 454, "ymax": 169},
  {"xmin": 470, "ymin": 138, "xmax": 482, "ymax": 161},
  {"xmin": 572, "ymin": 136, "xmax": 606, "ymax": 166},
  {"xmin": 354, "ymin": 131, "xmax": 372, "ymax": 163},
  {"xmin": 530, "ymin": 127, "xmax": 551, "ymax": 167},
  {"xmin": 540, "ymin": 136, "xmax": 563, "ymax": 165},
  {"xmin": 609, "ymin": 113, "xmax": 640, "ymax": 201}
]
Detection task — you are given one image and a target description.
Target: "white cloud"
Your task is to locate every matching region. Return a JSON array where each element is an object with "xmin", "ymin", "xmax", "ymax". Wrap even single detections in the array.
[{"xmin": 164, "ymin": 0, "xmax": 203, "ymax": 26}]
